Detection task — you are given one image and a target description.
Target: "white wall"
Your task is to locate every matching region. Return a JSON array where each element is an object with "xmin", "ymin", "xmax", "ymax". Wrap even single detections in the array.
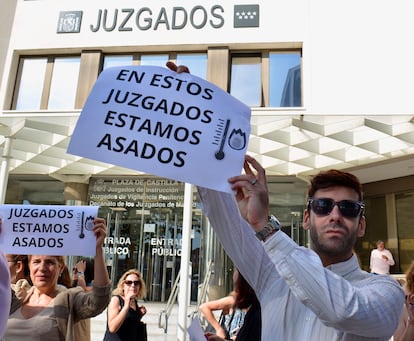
[
  {"xmin": 306, "ymin": 0, "xmax": 414, "ymax": 114},
  {"xmin": 9, "ymin": 0, "xmax": 306, "ymax": 48},
  {"xmin": 0, "ymin": 0, "xmax": 17, "ymax": 96},
  {"xmin": 4, "ymin": 0, "xmax": 414, "ymax": 114}
]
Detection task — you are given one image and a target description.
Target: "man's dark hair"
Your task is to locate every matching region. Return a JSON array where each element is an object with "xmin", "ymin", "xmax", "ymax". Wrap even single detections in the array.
[{"xmin": 307, "ymin": 169, "xmax": 363, "ymax": 201}]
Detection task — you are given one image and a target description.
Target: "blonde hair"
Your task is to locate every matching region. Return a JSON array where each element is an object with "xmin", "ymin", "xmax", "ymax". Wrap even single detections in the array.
[
  {"xmin": 112, "ymin": 269, "xmax": 146, "ymax": 299},
  {"xmin": 405, "ymin": 261, "xmax": 414, "ymax": 293}
]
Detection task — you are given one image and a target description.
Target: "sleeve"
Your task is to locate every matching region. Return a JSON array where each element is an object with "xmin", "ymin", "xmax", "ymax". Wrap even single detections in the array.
[
  {"xmin": 264, "ymin": 235, "xmax": 405, "ymax": 338},
  {"xmin": 70, "ymin": 283, "xmax": 111, "ymax": 320},
  {"xmin": 369, "ymin": 249, "xmax": 374, "ymax": 270},
  {"xmin": 0, "ymin": 253, "xmax": 11, "ymax": 338},
  {"xmin": 386, "ymin": 250, "xmax": 395, "ymax": 266},
  {"xmin": 197, "ymin": 187, "xmax": 280, "ymax": 298},
  {"xmin": 198, "ymin": 186, "xmax": 404, "ymax": 338}
]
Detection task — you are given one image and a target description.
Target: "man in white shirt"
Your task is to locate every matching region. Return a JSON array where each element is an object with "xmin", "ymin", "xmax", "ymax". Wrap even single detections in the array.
[
  {"xmin": 167, "ymin": 62, "xmax": 405, "ymax": 340},
  {"xmin": 198, "ymin": 155, "xmax": 405, "ymax": 340},
  {"xmin": 370, "ymin": 240, "xmax": 395, "ymax": 275}
]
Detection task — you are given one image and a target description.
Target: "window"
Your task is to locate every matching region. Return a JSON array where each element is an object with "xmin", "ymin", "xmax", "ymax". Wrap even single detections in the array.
[
  {"xmin": 47, "ymin": 57, "xmax": 80, "ymax": 109},
  {"xmin": 15, "ymin": 58, "xmax": 47, "ymax": 110},
  {"xmin": 230, "ymin": 55, "xmax": 261, "ymax": 107},
  {"xmin": 140, "ymin": 54, "xmax": 169, "ymax": 67},
  {"xmin": 267, "ymin": 176, "xmax": 308, "ymax": 246},
  {"xmin": 13, "ymin": 50, "xmax": 298, "ymax": 110},
  {"xmin": 103, "ymin": 53, "xmax": 207, "ymax": 78},
  {"xmin": 103, "ymin": 55, "xmax": 133, "ymax": 69},
  {"xmin": 230, "ymin": 51, "xmax": 302, "ymax": 108},
  {"xmin": 270, "ymin": 52, "xmax": 302, "ymax": 107},
  {"xmin": 13, "ymin": 56, "xmax": 80, "ymax": 110},
  {"xmin": 176, "ymin": 54, "xmax": 207, "ymax": 79},
  {"xmin": 396, "ymin": 192, "xmax": 414, "ymax": 272},
  {"xmin": 6, "ymin": 175, "xmax": 64, "ymax": 205},
  {"xmin": 356, "ymin": 196, "xmax": 388, "ymax": 272}
]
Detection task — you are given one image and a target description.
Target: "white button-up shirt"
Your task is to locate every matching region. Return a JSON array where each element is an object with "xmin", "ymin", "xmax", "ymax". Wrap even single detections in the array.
[
  {"xmin": 198, "ymin": 187, "xmax": 404, "ymax": 340},
  {"xmin": 370, "ymin": 248, "xmax": 395, "ymax": 274}
]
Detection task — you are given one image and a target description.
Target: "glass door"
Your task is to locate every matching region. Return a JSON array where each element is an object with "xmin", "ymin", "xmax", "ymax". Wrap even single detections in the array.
[
  {"xmin": 95, "ymin": 177, "xmax": 202, "ymax": 302},
  {"xmin": 139, "ymin": 207, "xmax": 183, "ymax": 301}
]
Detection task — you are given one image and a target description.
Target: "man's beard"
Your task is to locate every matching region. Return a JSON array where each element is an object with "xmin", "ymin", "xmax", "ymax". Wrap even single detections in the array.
[{"xmin": 309, "ymin": 222, "xmax": 358, "ymax": 257}]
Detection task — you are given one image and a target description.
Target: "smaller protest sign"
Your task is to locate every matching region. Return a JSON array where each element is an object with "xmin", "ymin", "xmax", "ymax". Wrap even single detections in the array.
[
  {"xmin": 188, "ymin": 317, "xmax": 206, "ymax": 341},
  {"xmin": 0, "ymin": 205, "xmax": 99, "ymax": 256},
  {"xmin": 67, "ymin": 65, "xmax": 251, "ymax": 193}
]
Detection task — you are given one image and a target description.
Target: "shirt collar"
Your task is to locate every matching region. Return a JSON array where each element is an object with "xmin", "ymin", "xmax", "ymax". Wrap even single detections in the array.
[{"xmin": 326, "ymin": 254, "xmax": 362, "ymax": 278}]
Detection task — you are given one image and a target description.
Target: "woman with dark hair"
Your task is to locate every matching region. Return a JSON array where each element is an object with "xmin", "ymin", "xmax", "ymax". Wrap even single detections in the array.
[
  {"xmin": 200, "ymin": 289, "xmax": 244, "ymax": 339},
  {"xmin": 232, "ymin": 271, "xmax": 261, "ymax": 340},
  {"xmin": 5, "ymin": 254, "xmax": 32, "ymax": 302},
  {"xmin": 5, "ymin": 254, "xmax": 30, "ymax": 285},
  {"xmin": 206, "ymin": 269, "xmax": 262, "ymax": 341},
  {"xmin": 72, "ymin": 258, "xmax": 94, "ymax": 291}
]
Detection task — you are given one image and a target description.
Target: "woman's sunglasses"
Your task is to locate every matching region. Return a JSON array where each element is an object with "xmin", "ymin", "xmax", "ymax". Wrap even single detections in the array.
[
  {"xmin": 307, "ymin": 198, "xmax": 364, "ymax": 218},
  {"xmin": 124, "ymin": 280, "xmax": 140, "ymax": 286}
]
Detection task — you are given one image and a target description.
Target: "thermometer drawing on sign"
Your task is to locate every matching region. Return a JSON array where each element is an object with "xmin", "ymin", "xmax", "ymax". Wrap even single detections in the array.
[
  {"xmin": 215, "ymin": 119, "xmax": 230, "ymax": 160},
  {"xmin": 78, "ymin": 212, "xmax": 95, "ymax": 239},
  {"xmin": 79, "ymin": 212, "xmax": 85, "ymax": 239}
]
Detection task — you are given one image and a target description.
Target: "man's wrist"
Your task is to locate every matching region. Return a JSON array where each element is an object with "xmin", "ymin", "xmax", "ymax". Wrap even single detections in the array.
[{"xmin": 255, "ymin": 215, "xmax": 281, "ymax": 241}]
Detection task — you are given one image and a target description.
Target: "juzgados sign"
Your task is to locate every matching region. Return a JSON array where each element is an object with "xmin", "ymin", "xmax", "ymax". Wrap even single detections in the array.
[{"xmin": 57, "ymin": 4, "xmax": 260, "ymax": 33}]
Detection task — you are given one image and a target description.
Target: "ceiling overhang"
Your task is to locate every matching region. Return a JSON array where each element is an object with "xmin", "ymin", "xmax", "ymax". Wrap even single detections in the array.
[{"xmin": 0, "ymin": 110, "xmax": 413, "ymax": 184}]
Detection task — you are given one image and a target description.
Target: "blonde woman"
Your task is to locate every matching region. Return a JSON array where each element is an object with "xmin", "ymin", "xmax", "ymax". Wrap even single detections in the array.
[{"xmin": 104, "ymin": 269, "xmax": 147, "ymax": 341}]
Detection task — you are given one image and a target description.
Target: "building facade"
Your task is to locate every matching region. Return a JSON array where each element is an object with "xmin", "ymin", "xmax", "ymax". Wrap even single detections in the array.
[{"xmin": 1, "ymin": 0, "xmax": 414, "ymax": 310}]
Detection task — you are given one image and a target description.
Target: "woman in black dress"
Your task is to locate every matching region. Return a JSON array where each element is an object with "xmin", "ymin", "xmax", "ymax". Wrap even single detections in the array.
[{"xmin": 104, "ymin": 269, "xmax": 147, "ymax": 341}]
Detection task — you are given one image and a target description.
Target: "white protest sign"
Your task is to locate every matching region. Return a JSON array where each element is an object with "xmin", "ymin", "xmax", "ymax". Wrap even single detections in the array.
[
  {"xmin": 188, "ymin": 317, "xmax": 207, "ymax": 341},
  {"xmin": 67, "ymin": 65, "xmax": 251, "ymax": 193},
  {"xmin": 0, "ymin": 205, "xmax": 99, "ymax": 256}
]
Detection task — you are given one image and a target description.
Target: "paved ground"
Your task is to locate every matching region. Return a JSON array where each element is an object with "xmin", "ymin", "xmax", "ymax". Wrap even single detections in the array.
[
  {"xmin": 90, "ymin": 301, "xmax": 399, "ymax": 341},
  {"xmin": 91, "ymin": 302, "xmax": 199, "ymax": 341}
]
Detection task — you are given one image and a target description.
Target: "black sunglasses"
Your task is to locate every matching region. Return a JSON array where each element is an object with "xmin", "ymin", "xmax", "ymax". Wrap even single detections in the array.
[
  {"xmin": 307, "ymin": 198, "xmax": 364, "ymax": 218},
  {"xmin": 125, "ymin": 280, "xmax": 140, "ymax": 286}
]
